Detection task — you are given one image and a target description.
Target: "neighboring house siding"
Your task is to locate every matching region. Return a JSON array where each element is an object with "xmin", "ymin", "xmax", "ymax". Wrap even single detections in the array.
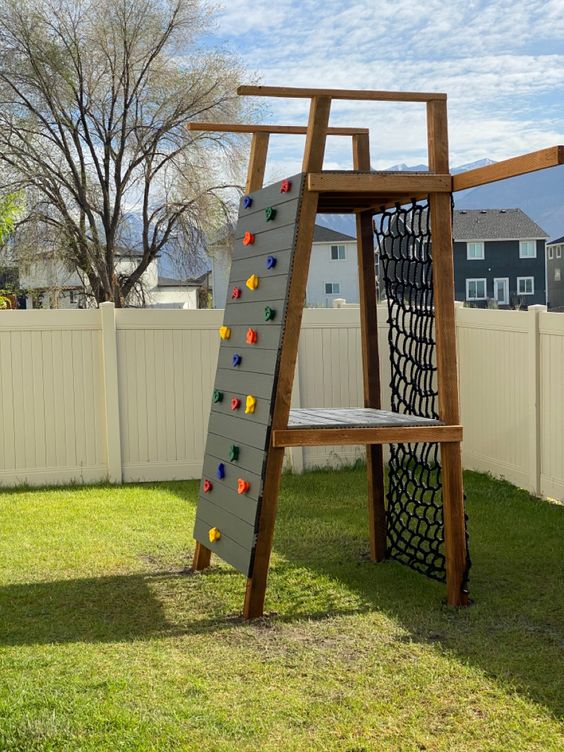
[
  {"xmin": 454, "ymin": 239, "xmax": 546, "ymax": 307},
  {"xmin": 306, "ymin": 240, "xmax": 358, "ymax": 306},
  {"xmin": 546, "ymin": 238, "xmax": 564, "ymax": 310}
]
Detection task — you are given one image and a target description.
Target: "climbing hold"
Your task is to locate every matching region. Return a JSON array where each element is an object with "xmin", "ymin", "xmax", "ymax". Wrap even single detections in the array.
[
  {"xmin": 243, "ymin": 195, "xmax": 253, "ymax": 209},
  {"xmin": 228, "ymin": 445, "xmax": 239, "ymax": 462},
  {"xmin": 237, "ymin": 479, "xmax": 251, "ymax": 495},
  {"xmin": 219, "ymin": 325, "xmax": 231, "ymax": 340},
  {"xmin": 212, "ymin": 389, "xmax": 223, "ymax": 403},
  {"xmin": 280, "ymin": 179, "xmax": 292, "ymax": 193},
  {"xmin": 230, "ymin": 397, "xmax": 241, "ymax": 410},
  {"xmin": 266, "ymin": 255, "xmax": 277, "ymax": 270},
  {"xmin": 232, "ymin": 353, "xmax": 242, "ymax": 367},
  {"xmin": 265, "ymin": 207, "xmax": 277, "ymax": 221},
  {"xmin": 231, "ymin": 287, "xmax": 241, "ymax": 300},
  {"xmin": 216, "ymin": 463, "xmax": 225, "ymax": 480},
  {"xmin": 264, "ymin": 305, "xmax": 276, "ymax": 321},
  {"xmin": 243, "ymin": 231, "xmax": 255, "ymax": 246},
  {"xmin": 246, "ymin": 274, "xmax": 259, "ymax": 290},
  {"xmin": 246, "ymin": 327, "xmax": 258, "ymax": 345},
  {"xmin": 245, "ymin": 395, "xmax": 257, "ymax": 414},
  {"xmin": 203, "ymin": 479, "xmax": 213, "ymax": 493},
  {"xmin": 208, "ymin": 527, "xmax": 221, "ymax": 543}
]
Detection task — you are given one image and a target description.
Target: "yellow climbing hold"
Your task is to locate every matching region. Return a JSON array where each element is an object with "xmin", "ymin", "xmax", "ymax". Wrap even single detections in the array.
[
  {"xmin": 245, "ymin": 395, "xmax": 257, "ymax": 414},
  {"xmin": 219, "ymin": 325, "xmax": 231, "ymax": 340},
  {"xmin": 246, "ymin": 274, "xmax": 259, "ymax": 290},
  {"xmin": 208, "ymin": 527, "xmax": 221, "ymax": 543}
]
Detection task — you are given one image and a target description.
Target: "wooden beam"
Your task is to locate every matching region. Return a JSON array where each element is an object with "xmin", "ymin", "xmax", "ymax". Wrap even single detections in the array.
[
  {"xmin": 352, "ymin": 133, "xmax": 387, "ymax": 563},
  {"xmin": 307, "ymin": 172, "xmax": 451, "ymax": 194},
  {"xmin": 272, "ymin": 425, "xmax": 463, "ymax": 448},
  {"xmin": 245, "ymin": 132, "xmax": 270, "ymax": 194},
  {"xmin": 452, "ymin": 145, "xmax": 564, "ymax": 191},
  {"xmin": 192, "ymin": 541, "xmax": 211, "ymax": 570},
  {"xmin": 238, "ymin": 86, "xmax": 446, "ymax": 102},
  {"xmin": 187, "ymin": 122, "xmax": 369, "ymax": 136},
  {"xmin": 427, "ymin": 99, "xmax": 469, "ymax": 608},
  {"xmin": 302, "ymin": 97, "xmax": 332, "ymax": 172}
]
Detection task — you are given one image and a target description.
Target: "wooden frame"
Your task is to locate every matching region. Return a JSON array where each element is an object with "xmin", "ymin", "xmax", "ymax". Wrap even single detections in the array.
[{"xmin": 191, "ymin": 84, "xmax": 563, "ymax": 618}]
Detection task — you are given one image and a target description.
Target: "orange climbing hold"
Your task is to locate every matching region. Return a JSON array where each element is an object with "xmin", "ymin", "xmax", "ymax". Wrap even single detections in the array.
[
  {"xmin": 246, "ymin": 274, "xmax": 259, "ymax": 290},
  {"xmin": 246, "ymin": 327, "xmax": 258, "ymax": 344},
  {"xmin": 237, "ymin": 479, "xmax": 251, "ymax": 495},
  {"xmin": 219, "ymin": 325, "xmax": 231, "ymax": 340},
  {"xmin": 208, "ymin": 527, "xmax": 221, "ymax": 542},
  {"xmin": 243, "ymin": 231, "xmax": 255, "ymax": 246},
  {"xmin": 245, "ymin": 395, "xmax": 257, "ymax": 414}
]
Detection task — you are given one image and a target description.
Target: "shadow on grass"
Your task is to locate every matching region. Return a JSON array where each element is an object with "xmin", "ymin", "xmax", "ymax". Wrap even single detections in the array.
[{"xmin": 0, "ymin": 470, "xmax": 562, "ymax": 717}]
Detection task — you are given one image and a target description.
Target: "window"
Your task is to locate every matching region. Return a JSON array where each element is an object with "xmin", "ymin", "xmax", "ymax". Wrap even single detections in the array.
[
  {"xmin": 493, "ymin": 278, "xmax": 509, "ymax": 305},
  {"xmin": 519, "ymin": 240, "xmax": 536, "ymax": 258},
  {"xmin": 517, "ymin": 276, "xmax": 534, "ymax": 295},
  {"xmin": 555, "ymin": 268, "xmax": 561, "ymax": 282},
  {"xmin": 548, "ymin": 247, "xmax": 554, "ymax": 260},
  {"xmin": 325, "ymin": 282, "xmax": 341, "ymax": 295},
  {"xmin": 466, "ymin": 242, "xmax": 484, "ymax": 260},
  {"xmin": 557, "ymin": 245, "xmax": 562, "ymax": 259},
  {"xmin": 69, "ymin": 291, "xmax": 76, "ymax": 304},
  {"xmin": 331, "ymin": 244, "xmax": 346, "ymax": 260},
  {"xmin": 466, "ymin": 278, "xmax": 487, "ymax": 300}
]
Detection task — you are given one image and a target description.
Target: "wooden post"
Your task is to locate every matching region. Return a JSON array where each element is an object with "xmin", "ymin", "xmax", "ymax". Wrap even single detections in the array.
[
  {"xmin": 246, "ymin": 132, "xmax": 270, "ymax": 193},
  {"xmin": 243, "ymin": 97, "xmax": 331, "ymax": 618},
  {"xmin": 426, "ymin": 100, "xmax": 468, "ymax": 606},
  {"xmin": 352, "ymin": 134, "xmax": 386, "ymax": 561}
]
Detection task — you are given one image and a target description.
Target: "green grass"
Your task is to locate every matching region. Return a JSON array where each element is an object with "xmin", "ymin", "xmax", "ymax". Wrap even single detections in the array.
[{"xmin": 0, "ymin": 469, "xmax": 562, "ymax": 752}]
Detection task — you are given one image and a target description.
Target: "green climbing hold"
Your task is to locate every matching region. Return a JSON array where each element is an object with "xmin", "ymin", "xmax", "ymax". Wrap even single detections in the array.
[
  {"xmin": 228, "ymin": 444, "xmax": 239, "ymax": 462},
  {"xmin": 264, "ymin": 305, "xmax": 276, "ymax": 321},
  {"xmin": 265, "ymin": 206, "xmax": 277, "ymax": 221},
  {"xmin": 212, "ymin": 389, "xmax": 223, "ymax": 403}
]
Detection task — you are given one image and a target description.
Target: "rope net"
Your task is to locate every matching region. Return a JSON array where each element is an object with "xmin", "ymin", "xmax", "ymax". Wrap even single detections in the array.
[{"xmin": 374, "ymin": 199, "xmax": 469, "ymax": 584}]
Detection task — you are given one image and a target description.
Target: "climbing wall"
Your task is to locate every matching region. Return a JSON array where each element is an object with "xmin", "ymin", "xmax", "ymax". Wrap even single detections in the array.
[{"xmin": 193, "ymin": 174, "xmax": 305, "ymax": 576}]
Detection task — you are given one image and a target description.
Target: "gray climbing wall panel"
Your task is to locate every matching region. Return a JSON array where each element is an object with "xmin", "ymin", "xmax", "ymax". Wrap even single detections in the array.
[{"xmin": 193, "ymin": 173, "xmax": 306, "ymax": 576}]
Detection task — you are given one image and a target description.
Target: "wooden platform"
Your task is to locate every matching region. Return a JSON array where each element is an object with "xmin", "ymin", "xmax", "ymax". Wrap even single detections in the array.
[{"xmin": 272, "ymin": 408, "xmax": 462, "ymax": 447}]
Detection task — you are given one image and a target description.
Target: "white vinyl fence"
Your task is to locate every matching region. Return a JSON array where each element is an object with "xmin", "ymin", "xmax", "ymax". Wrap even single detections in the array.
[{"xmin": 1, "ymin": 303, "xmax": 563, "ymax": 501}]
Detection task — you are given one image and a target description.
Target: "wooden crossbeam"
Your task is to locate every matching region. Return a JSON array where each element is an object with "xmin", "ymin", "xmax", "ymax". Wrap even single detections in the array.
[
  {"xmin": 187, "ymin": 122, "xmax": 369, "ymax": 136},
  {"xmin": 307, "ymin": 172, "xmax": 451, "ymax": 194},
  {"xmin": 238, "ymin": 86, "xmax": 446, "ymax": 102},
  {"xmin": 453, "ymin": 146, "xmax": 564, "ymax": 191},
  {"xmin": 272, "ymin": 424, "xmax": 463, "ymax": 447}
]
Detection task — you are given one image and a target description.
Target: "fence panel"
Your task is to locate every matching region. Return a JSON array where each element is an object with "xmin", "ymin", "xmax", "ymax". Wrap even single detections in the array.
[
  {"xmin": 539, "ymin": 312, "xmax": 564, "ymax": 500},
  {"xmin": 0, "ymin": 310, "xmax": 107, "ymax": 486}
]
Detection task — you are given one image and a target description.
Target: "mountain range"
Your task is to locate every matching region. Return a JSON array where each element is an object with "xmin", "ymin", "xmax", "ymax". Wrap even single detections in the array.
[{"xmin": 317, "ymin": 160, "xmax": 564, "ymax": 241}]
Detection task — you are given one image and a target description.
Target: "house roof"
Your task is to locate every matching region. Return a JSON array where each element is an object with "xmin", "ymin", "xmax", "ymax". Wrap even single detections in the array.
[
  {"xmin": 453, "ymin": 209, "xmax": 548, "ymax": 240},
  {"xmin": 547, "ymin": 235, "xmax": 564, "ymax": 245},
  {"xmin": 157, "ymin": 273, "xmax": 208, "ymax": 288},
  {"xmin": 313, "ymin": 224, "xmax": 355, "ymax": 243}
]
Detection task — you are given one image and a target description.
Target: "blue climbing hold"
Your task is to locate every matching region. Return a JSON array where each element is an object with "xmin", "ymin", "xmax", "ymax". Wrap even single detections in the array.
[
  {"xmin": 232, "ymin": 353, "xmax": 242, "ymax": 367},
  {"xmin": 217, "ymin": 463, "xmax": 225, "ymax": 480},
  {"xmin": 266, "ymin": 255, "xmax": 277, "ymax": 270},
  {"xmin": 243, "ymin": 195, "xmax": 253, "ymax": 209}
]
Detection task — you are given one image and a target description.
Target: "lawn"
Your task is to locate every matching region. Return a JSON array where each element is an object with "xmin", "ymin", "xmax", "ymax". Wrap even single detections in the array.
[{"xmin": 0, "ymin": 468, "xmax": 562, "ymax": 752}]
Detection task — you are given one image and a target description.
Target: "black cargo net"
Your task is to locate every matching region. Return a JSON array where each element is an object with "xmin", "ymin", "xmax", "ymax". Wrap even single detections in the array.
[{"xmin": 374, "ymin": 199, "xmax": 455, "ymax": 583}]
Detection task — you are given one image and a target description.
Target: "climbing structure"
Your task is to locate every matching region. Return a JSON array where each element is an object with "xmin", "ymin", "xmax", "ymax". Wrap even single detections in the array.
[{"xmin": 189, "ymin": 88, "xmax": 564, "ymax": 619}]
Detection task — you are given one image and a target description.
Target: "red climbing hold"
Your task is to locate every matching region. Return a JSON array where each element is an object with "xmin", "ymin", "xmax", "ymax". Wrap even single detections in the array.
[
  {"xmin": 237, "ymin": 479, "xmax": 251, "ymax": 495},
  {"xmin": 203, "ymin": 479, "xmax": 213, "ymax": 493},
  {"xmin": 280, "ymin": 179, "xmax": 292, "ymax": 193},
  {"xmin": 246, "ymin": 327, "xmax": 258, "ymax": 344},
  {"xmin": 230, "ymin": 397, "xmax": 241, "ymax": 410},
  {"xmin": 231, "ymin": 287, "xmax": 241, "ymax": 299}
]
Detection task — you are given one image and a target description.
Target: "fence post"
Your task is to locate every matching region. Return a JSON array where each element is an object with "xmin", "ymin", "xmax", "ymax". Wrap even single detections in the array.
[
  {"xmin": 100, "ymin": 302, "xmax": 123, "ymax": 483},
  {"xmin": 527, "ymin": 304, "xmax": 545, "ymax": 496}
]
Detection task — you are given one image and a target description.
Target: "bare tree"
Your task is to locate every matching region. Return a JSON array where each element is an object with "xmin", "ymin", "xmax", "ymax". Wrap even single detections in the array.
[{"xmin": 0, "ymin": 0, "xmax": 250, "ymax": 306}]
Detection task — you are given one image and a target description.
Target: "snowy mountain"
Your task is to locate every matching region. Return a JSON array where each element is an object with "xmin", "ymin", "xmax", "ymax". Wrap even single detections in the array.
[{"xmin": 317, "ymin": 159, "xmax": 564, "ymax": 240}]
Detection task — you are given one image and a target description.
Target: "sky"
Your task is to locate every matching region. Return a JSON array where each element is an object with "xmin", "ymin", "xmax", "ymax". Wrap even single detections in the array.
[{"xmin": 203, "ymin": 0, "xmax": 564, "ymax": 180}]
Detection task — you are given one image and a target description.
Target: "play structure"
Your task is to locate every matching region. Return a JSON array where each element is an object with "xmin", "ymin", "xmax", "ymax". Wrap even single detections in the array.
[{"xmin": 188, "ymin": 87, "xmax": 564, "ymax": 619}]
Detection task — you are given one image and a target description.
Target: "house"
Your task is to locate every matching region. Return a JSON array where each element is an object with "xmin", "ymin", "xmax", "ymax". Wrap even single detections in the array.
[
  {"xmin": 452, "ymin": 209, "xmax": 548, "ymax": 308},
  {"xmin": 546, "ymin": 235, "xmax": 564, "ymax": 310},
  {"xmin": 306, "ymin": 225, "xmax": 358, "ymax": 307}
]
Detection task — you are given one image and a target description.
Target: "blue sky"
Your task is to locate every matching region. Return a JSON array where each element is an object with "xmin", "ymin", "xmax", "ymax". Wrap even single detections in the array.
[{"xmin": 204, "ymin": 0, "xmax": 564, "ymax": 180}]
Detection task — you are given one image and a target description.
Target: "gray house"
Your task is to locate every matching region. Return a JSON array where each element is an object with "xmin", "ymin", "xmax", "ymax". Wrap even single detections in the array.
[
  {"xmin": 546, "ymin": 235, "xmax": 564, "ymax": 310},
  {"xmin": 453, "ymin": 209, "xmax": 548, "ymax": 308}
]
